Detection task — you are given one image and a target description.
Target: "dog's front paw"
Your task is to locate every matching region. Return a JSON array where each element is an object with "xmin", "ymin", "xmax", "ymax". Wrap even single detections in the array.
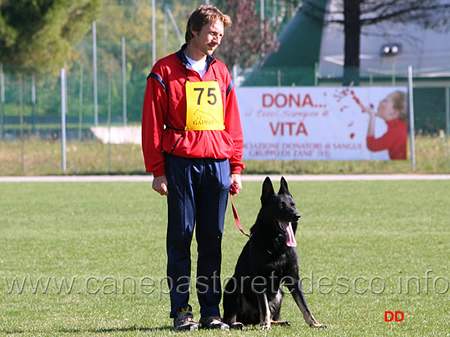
[
  {"xmin": 259, "ymin": 321, "xmax": 271, "ymax": 330},
  {"xmin": 230, "ymin": 322, "xmax": 244, "ymax": 330},
  {"xmin": 311, "ymin": 322, "xmax": 327, "ymax": 328}
]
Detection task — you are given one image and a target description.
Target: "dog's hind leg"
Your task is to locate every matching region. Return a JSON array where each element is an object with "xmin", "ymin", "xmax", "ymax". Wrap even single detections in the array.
[
  {"xmin": 256, "ymin": 293, "xmax": 271, "ymax": 330},
  {"xmin": 223, "ymin": 278, "xmax": 245, "ymax": 329},
  {"xmin": 270, "ymin": 289, "xmax": 291, "ymax": 326},
  {"xmin": 271, "ymin": 320, "xmax": 292, "ymax": 326}
]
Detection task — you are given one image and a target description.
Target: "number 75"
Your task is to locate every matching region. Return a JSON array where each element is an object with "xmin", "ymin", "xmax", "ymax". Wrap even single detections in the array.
[{"xmin": 194, "ymin": 87, "xmax": 217, "ymax": 105}]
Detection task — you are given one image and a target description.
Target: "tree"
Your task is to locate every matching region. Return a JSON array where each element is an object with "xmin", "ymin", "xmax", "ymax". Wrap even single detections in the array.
[
  {"xmin": 214, "ymin": 0, "xmax": 260, "ymax": 71},
  {"xmin": 80, "ymin": 0, "xmax": 196, "ymax": 122},
  {"xmin": 324, "ymin": 0, "xmax": 450, "ymax": 85},
  {"xmin": 0, "ymin": 0, "xmax": 99, "ymax": 72},
  {"xmin": 215, "ymin": 0, "xmax": 301, "ymax": 71},
  {"xmin": 343, "ymin": 0, "xmax": 361, "ymax": 86}
]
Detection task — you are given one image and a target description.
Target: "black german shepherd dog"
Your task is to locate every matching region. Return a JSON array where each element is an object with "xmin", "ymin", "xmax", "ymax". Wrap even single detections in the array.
[{"xmin": 223, "ymin": 177, "xmax": 326, "ymax": 330}]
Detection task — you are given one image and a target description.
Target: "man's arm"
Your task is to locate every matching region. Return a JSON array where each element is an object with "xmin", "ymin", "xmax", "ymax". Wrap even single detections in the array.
[{"xmin": 142, "ymin": 69, "xmax": 169, "ymax": 177}]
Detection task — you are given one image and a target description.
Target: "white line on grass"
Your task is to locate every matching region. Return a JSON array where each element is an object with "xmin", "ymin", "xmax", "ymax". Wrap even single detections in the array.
[{"xmin": 1, "ymin": 174, "xmax": 450, "ymax": 182}]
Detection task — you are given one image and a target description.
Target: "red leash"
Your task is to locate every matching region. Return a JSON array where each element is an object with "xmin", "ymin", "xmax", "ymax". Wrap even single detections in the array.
[{"xmin": 230, "ymin": 185, "xmax": 250, "ymax": 238}]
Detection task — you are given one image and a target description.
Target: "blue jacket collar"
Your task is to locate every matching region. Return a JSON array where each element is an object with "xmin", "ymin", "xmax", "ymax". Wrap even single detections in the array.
[{"xmin": 177, "ymin": 44, "xmax": 215, "ymax": 68}]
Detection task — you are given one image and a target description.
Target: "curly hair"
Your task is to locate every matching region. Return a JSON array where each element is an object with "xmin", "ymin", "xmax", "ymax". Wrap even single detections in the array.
[{"xmin": 185, "ymin": 5, "xmax": 232, "ymax": 44}]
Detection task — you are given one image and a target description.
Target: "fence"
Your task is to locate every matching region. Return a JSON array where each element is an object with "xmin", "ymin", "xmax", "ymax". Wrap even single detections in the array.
[
  {"xmin": 1, "ymin": 65, "xmax": 449, "ymax": 140},
  {"xmin": 0, "ymin": 63, "xmax": 138, "ymax": 142},
  {"xmin": 1, "ymin": 66, "xmax": 449, "ymax": 176},
  {"xmin": 1, "ymin": 55, "xmax": 450, "ymax": 175}
]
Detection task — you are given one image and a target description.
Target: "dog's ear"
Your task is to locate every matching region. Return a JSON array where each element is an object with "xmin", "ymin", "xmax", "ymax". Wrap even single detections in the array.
[
  {"xmin": 278, "ymin": 176, "xmax": 290, "ymax": 195},
  {"xmin": 261, "ymin": 177, "xmax": 275, "ymax": 205}
]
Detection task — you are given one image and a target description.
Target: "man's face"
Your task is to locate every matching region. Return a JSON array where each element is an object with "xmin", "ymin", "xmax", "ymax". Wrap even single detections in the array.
[{"xmin": 190, "ymin": 19, "xmax": 224, "ymax": 57}]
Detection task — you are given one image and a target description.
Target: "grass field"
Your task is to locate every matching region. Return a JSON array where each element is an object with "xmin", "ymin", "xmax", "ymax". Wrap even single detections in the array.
[{"xmin": 1, "ymin": 179, "xmax": 449, "ymax": 336}]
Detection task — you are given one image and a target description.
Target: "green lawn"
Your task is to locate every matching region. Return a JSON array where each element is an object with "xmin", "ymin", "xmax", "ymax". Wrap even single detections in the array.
[{"xmin": 0, "ymin": 179, "xmax": 449, "ymax": 336}]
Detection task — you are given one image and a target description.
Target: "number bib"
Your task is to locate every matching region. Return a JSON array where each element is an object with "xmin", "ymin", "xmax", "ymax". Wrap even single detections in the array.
[{"xmin": 185, "ymin": 80, "xmax": 225, "ymax": 131}]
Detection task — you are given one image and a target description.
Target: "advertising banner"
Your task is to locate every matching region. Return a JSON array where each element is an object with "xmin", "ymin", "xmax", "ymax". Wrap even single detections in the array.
[{"xmin": 236, "ymin": 87, "xmax": 408, "ymax": 161}]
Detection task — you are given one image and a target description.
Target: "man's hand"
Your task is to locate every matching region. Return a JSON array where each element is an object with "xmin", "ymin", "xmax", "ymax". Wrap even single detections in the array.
[
  {"xmin": 230, "ymin": 174, "xmax": 242, "ymax": 194},
  {"xmin": 152, "ymin": 175, "xmax": 169, "ymax": 196}
]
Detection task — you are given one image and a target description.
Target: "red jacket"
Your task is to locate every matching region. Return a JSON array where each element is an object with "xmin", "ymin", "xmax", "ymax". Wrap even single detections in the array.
[
  {"xmin": 142, "ymin": 46, "xmax": 245, "ymax": 177},
  {"xmin": 366, "ymin": 118, "xmax": 407, "ymax": 160}
]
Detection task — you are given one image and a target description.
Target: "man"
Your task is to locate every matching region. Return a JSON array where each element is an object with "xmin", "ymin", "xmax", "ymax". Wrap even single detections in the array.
[{"xmin": 141, "ymin": 5, "xmax": 245, "ymax": 331}]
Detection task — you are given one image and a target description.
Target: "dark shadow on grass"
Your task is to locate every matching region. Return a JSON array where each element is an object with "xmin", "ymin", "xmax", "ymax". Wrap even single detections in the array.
[
  {"xmin": 62, "ymin": 325, "xmax": 174, "ymax": 334},
  {"xmin": 2, "ymin": 326, "xmax": 173, "ymax": 335}
]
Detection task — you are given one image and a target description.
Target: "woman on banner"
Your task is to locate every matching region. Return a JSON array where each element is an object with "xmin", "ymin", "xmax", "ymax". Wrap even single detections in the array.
[{"xmin": 358, "ymin": 90, "xmax": 408, "ymax": 160}]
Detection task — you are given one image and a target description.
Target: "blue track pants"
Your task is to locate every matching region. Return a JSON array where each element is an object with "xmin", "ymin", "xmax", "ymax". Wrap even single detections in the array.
[{"xmin": 165, "ymin": 154, "xmax": 231, "ymax": 318}]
